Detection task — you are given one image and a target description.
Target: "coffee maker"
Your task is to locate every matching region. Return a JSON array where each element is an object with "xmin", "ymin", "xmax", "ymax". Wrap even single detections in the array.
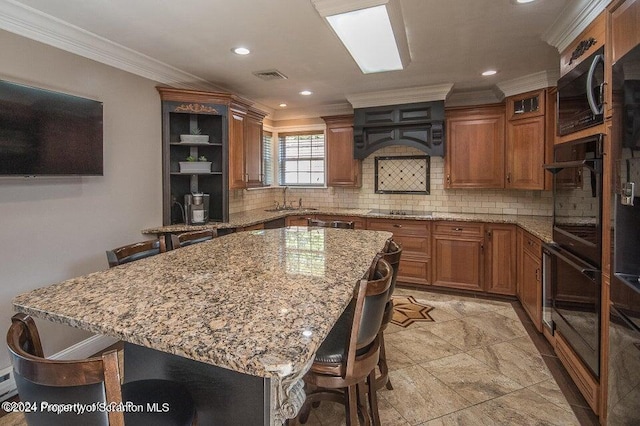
[{"xmin": 184, "ymin": 193, "xmax": 209, "ymax": 225}]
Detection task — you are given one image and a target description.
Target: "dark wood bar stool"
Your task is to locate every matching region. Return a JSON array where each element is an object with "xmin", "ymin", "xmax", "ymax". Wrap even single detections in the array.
[
  {"xmin": 293, "ymin": 255, "xmax": 392, "ymax": 425},
  {"xmin": 307, "ymin": 218, "xmax": 355, "ymax": 229},
  {"xmin": 170, "ymin": 229, "xmax": 217, "ymax": 249},
  {"xmin": 7, "ymin": 313, "xmax": 196, "ymax": 426},
  {"xmin": 106, "ymin": 238, "xmax": 166, "ymax": 268},
  {"xmin": 374, "ymin": 239, "xmax": 402, "ymax": 391}
]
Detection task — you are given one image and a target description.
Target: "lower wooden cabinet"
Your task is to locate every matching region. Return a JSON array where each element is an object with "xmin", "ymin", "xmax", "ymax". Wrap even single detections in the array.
[
  {"xmin": 484, "ymin": 224, "xmax": 517, "ymax": 296},
  {"xmin": 286, "ymin": 215, "xmax": 313, "ymax": 226},
  {"xmin": 314, "ymin": 215, "xmax": 366, "ymax": 229},
  {"xmin": 518, "ymin": 228, "xmax": 543, "ymax": 331},
  {"xmin": 366, "ymin": 218, "xmax": 431, "ymax": 286},
  {"xmin": 432, "ymin": 234, "xmax": 483, "ymax": 291}
]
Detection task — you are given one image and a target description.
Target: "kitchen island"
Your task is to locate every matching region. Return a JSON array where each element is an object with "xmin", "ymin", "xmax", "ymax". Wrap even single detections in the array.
[{"xmin": 13, "ymin": 227, "xmax": 392, "ymax": 425}]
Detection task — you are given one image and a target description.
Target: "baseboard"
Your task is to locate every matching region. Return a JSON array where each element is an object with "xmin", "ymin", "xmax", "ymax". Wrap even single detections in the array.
[{"xmin": 0, "ymin": 335, "xmax": 118, "ymax": 401}]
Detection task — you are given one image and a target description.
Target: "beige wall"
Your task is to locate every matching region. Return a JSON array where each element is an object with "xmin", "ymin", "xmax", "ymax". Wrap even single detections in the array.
[{"xmin": 0, "ymin": 30, "xmax": 162, "ymax": 368}]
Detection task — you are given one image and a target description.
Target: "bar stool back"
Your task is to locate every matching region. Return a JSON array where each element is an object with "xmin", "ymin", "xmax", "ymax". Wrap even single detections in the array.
[{"xmin": 106, "ymin": 239, "xmax": 166, "ymax": 268}]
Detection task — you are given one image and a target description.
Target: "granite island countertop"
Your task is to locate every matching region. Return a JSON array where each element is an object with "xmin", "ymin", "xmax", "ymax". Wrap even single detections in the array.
[
  {"xmin": 143, "ymin": 208, "xmax": 553, "ymax": 243},
  {"xmin": 13, "ymin": 227, "xmax": 392, "ymax": 424}
]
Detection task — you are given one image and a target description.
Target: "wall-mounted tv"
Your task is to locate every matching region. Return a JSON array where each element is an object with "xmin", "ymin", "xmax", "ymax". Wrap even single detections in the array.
[{"xmin": 0, "ymin": 79, "xmax": 103, "ymax": 176}]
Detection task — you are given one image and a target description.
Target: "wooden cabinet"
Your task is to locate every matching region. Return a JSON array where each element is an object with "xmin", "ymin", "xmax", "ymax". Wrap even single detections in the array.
[
  {"xmin": 315, "ymin": 214, "xmax": 366, "ymax": 229},
  {"xmin": 322, "ymin": 115, "xmax": 361, "ymax": 187},
  {"xmin": 445, "ymin": 105, "xmax": 505, "ymax": 189},
  {"xmin": 446, "ymin": 91, "xmax": 555, "ymax": 191},
  {"xmin": 286, "ymin": 215, "xmax": 312, "ymax": 226},
  {"xmin": 229, "ymin": 107, "xmax": 267, "ymax": 190},
  {"xmin": 366, "ymin": 218, "xmax": 431, "ymax": 286},
  {"xmin": 228, "ymin": 111, "xmax": 246, "ymax": 190},
  {"xmin": 517, "ymin": 228, "xmax": 543, "ymax": 331},
  {"xmin": 432, "ymin": 222, "xmax": 484, "ymax": 291},
  {"xmin": 157, "ymin": 87, "xmax": 230, "ymax": 225},
  {"xmin": 484, "ymin": 224, "xmax": 517, "ymax": 296},
  {"xmin": 244, "ymin": 111, "xmax": 266, "ymax": 188}
]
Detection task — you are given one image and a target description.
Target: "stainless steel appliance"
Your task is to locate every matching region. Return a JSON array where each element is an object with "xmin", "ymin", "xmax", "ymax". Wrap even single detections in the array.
[
  {"xmin": 544, "ymin": 135, "xmax": 603, "ymax": 377},
  {"xmin": 185, "ymin": 193, "xmax": 209, "ymax": 225},
  {"xmin": 608, "ymin": 41, "xmax": 640, "ymax": 424},
  {"xmin": 557, "ymin": 47, "xmax": 605, "ymax": 136}
]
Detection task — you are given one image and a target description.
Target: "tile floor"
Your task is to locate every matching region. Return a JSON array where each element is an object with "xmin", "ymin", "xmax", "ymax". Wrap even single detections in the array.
[{"xmin": 301, "ymin": 287, "xmax": 600, "ymax": 426}]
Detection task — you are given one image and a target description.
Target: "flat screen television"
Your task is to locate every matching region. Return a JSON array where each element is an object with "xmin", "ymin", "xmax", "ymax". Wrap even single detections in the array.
[{"xmin": 0, "ymin": 79, "xmax": 103, "ymax": 176}]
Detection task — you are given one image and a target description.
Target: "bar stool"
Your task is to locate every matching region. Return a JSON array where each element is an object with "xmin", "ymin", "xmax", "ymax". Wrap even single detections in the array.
[
  {"xmin": 307, "ymin": 218, "xmax": 355, "ymax": 229},
  {"xmin": 170, "ymin": 229, "xmax": 217, "ymax": 249},
  {"xmin": 374, "ymin": 239, "xmax": 402, "ymax": 391},
  {"xmin": 106, "ymin": 239, "xmax": 166, "ymax": 268},
  {"xmin": 7, "ymin": 313, "xmax": 197, "ymax": 426},
  {"xmin": 293, "ymin": 255, "xmax": 392, "ymax": 425}
]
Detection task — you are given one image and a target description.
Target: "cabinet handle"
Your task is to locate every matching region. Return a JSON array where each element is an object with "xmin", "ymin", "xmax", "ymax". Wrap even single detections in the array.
[
  {"xmin": 453, "ymin": 227, "xmax": 463, "ymax": 231},
  {"xmin": 393, "ymin": 224, "xmax": 402, "ymax": 228},
  {"xmin": 507, "ymin": 172, "xmax": 512, "ymax": 184},
  {"xmin": 245, "ymin": 173, "xmax": 249, "ymax": 182},
  {"xmin": 446, "ymin": 174, "xmax": 451, "ymax": 185},
  {"xmin": 481, "ymin": 243, "xmax": 484, "ymax": 251},
  {"xmin": 535, "ymin": 268, "xmax": 540, "ymax": 282},
  {"xmin": 577, "ymin": 170, "xmax": 582, "ymax": 183},
  {"xmin": 486, "ymin": 230, "xmax": 492, "ymax": 238}
]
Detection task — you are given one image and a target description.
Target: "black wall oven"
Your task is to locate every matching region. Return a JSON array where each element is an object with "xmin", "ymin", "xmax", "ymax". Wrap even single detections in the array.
[{"xmin": 544, "ymin": 135, "xmax": 603, "ymax": 377}]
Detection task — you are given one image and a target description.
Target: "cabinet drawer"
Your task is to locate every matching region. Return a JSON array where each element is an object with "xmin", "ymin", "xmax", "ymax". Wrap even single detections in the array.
[
  {"xmin": 366, "ymin": 218, "xmax": 430, "ymax": 236},
  {"xmin": 315, "ymin": 215, "xmax": 366, "ymax": 229},
  {"xmin": 433, "ymin": 221, "xmax": 483, "ymax": 237},
  {"xmin": 392, "ymin": 234, "xmax": 430, "ymax": 258},
  {"xmin": 286, "ymin": 215, "xmax": 312, "ymax": 226},
  {"xmin": 397, "ymin": 257, "xmax": 430, "ymax": 286},
  {"xmin": 522, "ymin": 231, "xmax": 542, "ymax": 257}
]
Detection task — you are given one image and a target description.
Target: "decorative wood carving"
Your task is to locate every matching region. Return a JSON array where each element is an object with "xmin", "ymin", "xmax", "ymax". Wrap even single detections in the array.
[
  {"xmin": 569, "ymin": 37, "xmax": 597, "ymax": 64},
  {"xmin": 174, "ymin": 103, "xmax": 219, "ymax": 114}
]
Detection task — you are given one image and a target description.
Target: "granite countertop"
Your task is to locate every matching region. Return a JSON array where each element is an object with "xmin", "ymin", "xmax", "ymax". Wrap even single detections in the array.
[
  {"xmin": 13, "ymin": 227, "xmax": 391, "ymax": 380},
  {"xmin": 142, "ymin": 208, "xmax": 553, "ymax": 243}
]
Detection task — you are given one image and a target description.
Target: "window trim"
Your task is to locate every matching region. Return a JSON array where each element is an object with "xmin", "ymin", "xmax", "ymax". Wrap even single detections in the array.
[{"xmin": 278, "ymin": 130, "xmax": 326, "ymax": 187}]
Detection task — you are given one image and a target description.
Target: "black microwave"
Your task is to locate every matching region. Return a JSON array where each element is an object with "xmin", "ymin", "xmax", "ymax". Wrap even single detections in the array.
[{"xmin": 557, "ymin": 47, "xmax": 605, "ymax": 136}]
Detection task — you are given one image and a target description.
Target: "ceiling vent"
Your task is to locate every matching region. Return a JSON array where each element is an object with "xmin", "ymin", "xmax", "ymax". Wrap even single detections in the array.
[{"xmin": 252, "ymin": 69, "xmax": 288, "ymax": 81}]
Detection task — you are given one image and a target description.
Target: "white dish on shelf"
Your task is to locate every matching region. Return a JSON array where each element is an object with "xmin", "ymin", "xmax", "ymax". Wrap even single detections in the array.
[{"xmin": 180, "ymin": 134, "xmax": 209, "ymax": 144}]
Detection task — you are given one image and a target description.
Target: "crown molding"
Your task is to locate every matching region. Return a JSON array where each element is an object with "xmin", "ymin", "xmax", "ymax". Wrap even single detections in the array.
[
  {"xmin": 271, "ymin": 102, "xmax": 353, "ymax": 121},
  {"xmin": 445, "ymin": 89, "xmax": 504, "ymax": 107},
  {"xmin": 0, "ymin": 0, "xmax": 221, "ymax": 91},
  {"xmin": 346, "ymin": 83, "xmax": 453, "ymax": 108},
  {"xmin": 542, "ymin": 0, "xmax": 609, "ymax": 53},
  {"xmin": 496, "ymin": 70, "xmax": 560, "ymax": 98}
]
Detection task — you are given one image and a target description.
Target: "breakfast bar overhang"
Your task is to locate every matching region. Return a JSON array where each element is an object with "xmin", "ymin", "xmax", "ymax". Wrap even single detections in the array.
[{"xmin": 12, "ymin": 227, "xmax": 392, "ymax": 425}]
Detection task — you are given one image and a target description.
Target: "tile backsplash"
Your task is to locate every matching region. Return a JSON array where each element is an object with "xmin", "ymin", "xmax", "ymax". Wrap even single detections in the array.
[{"xmin": 230, "ymin": 146, "xmax": 554, "ymax": 216}]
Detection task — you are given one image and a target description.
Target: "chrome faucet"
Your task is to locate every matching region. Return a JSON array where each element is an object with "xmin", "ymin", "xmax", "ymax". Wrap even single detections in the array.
[{"xmin": 282, "ymin": 186, "xmax": 288, "ymax": 208}]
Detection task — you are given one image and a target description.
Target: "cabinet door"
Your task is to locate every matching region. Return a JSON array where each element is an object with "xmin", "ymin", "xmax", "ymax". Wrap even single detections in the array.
[
  {"xmin": 323, "ymin": 115, "xmax": 361, "ymax": 187},
  {"xmin": 506, "ymin": 115, "xmax": 545, "ymax": 189},
  {"xmin": 229, "ymin": 112, "xmax": 246, "ymax": 189},
  {"xmin": 286, "ymin": 215, "xmax": 312, "ymax": 226},
  {"xmin": 520, "ymin": 247, "xmax": 542, "ymax": 331},
  {"xmin": 244, "ymin": 115, "xmax": 263, "ymax": 188},
  {"xmin": 432, "ymin": 235, "xmax": 483, "ymax": 291},
  {"xmin": 445, "ymin": 106, "xmax": 505, "ymax": 189},
  {"xmin": 484, "ymin": 224, "xmax": 517, "ymax": 295}
]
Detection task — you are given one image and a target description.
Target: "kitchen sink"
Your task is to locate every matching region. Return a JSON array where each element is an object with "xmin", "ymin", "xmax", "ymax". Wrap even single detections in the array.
[{"xmin": 264, "ymin": 207, "xmax": 318, "ymax": 212}]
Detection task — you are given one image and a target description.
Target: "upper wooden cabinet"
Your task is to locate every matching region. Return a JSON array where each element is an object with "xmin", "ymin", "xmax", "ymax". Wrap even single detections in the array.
[
  {"xmin": 229, "ymin": 106, "xmax": 267, "ymax": 190},
  {"xmin": 446, "ymin": 90, "xmax": 555, "ymax": 191},
  {"xmin": 505, "ymin": 89, "xmax": 549, "ymax": 190},
  {"xmin": 322, "ymin": 115, "xmax": 361, "ymax": 187},
  {"xmin": 560, "ymin": 12, "xmax": 606, "ymax": 78},
  {"xmin": 244, "ymin": 110, "xmax": 266, "ymax": 188},
  {"xmin": 445, "ymin": 105, "xmax": 505, "ymax": 189}
]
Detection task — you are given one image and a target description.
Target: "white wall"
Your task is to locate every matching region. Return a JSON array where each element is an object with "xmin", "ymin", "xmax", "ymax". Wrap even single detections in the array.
[{"xmin": 0, "ymin": 30, "xmax": 163, "ymax": 368}]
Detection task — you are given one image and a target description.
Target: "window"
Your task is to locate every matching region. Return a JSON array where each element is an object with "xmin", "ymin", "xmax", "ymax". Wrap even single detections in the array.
[
  {"xmin": 263, "ymin": 131, "xmax": 273, "ymax": 186},
  {"xmin": 278, "ymin": 132, "xmax": 325, "ymax": 186}
]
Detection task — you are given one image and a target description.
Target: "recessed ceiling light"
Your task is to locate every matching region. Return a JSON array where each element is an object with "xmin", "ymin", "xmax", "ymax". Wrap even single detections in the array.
[
  {"xmin": 299, "ymin": 90, "xmax": 313, "ymax": 96},
  {"xmin": 279, "ymin": 103, "xmax": 287, "ymax": 107},
  {"xmin": 482, "ymin": 70, "xmax": 498, "ymax": 76},
  {"xmin": 515, "ymin": 0, "xmax": 536, "ymax": 3},
  {"xmin": 232, "ymin": 47, "xmax": 250, "ymax": 55}
]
